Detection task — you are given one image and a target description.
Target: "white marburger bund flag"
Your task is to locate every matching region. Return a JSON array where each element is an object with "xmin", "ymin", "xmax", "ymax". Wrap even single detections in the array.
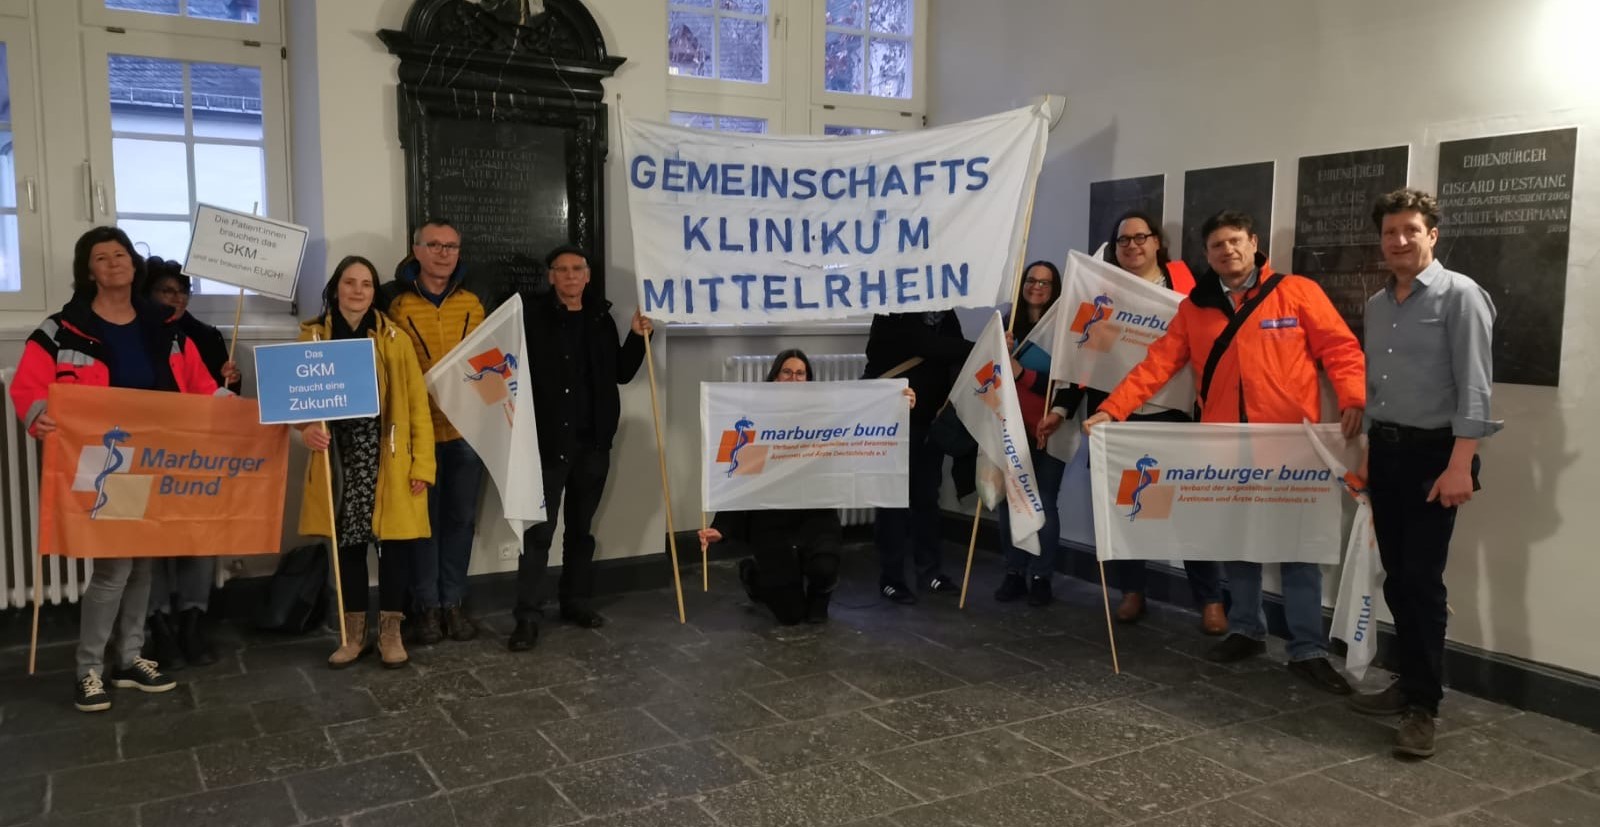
[
  {"xmin": 424, "ymin": 294, "xmax": 546, "ymax": 535},
  {"xmin": 1303, "ymin": 420, "xmax": 1386, "ymax": 681},
  {"xmin": 951, "ymin": 311, "xmax": 1047, "ymax": 554}
]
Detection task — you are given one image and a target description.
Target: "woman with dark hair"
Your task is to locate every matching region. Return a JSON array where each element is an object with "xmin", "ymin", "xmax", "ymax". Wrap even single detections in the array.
[
  {"xmin": 992, "ymin": 261, "xmax": 1069, "ymax": 607},
  {"xmin": 139, "ymin": 257, "xmax": 242, "ymax": 670},
  {"xmin": 1039, "ymin": 211, "xmax": 1226, "ymax": 633},
  {"xmin": 9, "ymin": 226, "xmax": 224, "ymax": 712},
  {"xmin": 297, "ymin": 255, "xmax": 435, "ymax": 669},
  {"xmin": 698, "ymin": 349, "xmax": 915, "ymax": 624}
]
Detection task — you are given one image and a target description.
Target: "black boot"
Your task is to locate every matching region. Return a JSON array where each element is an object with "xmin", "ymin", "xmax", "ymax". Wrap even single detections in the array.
[
  {"xmin": 145, "ymin": 612, "xmax": 186, "ymax": 671},
  {"xmin": 993, "ymin": 572, "xmax": 1027, "ymax": 602},
  {"xmin": 804, "ymin": 575, "xmax": 834, "ymax": 624},
  {"xmin": 179, "ymin": 608, "xmax": 218, "ymax": 666}
]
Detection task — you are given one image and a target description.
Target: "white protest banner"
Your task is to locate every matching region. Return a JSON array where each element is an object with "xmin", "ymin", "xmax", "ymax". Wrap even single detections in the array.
[
  {"xmin": 1048, "ymin": 250, "xmax": 1193, "ymax": 412},
  {"xmin": 1303, "ymin": 421, "xmax": 1385, "ymax": 680},
  {"xmin": 1088, "ymin": 421, "xmax": 1344, "ymax": 563},
  {"xmin": 952, "ymin": 311, "xmax": 1047, "ymax": 553},
  {"xmin": 183, "ymin": 203, "xmax": 309, "ymax": 300},
  {"xmin": 425, "ymin": 295, "xmax": 546, "ymax": 535},
  {"xmin": 701, "ymin": 379, "xmax": 909, "ymax": 511},
  {"xmin": 623, "ymin": 105, "xmax": 1049, "ymax": 323}
]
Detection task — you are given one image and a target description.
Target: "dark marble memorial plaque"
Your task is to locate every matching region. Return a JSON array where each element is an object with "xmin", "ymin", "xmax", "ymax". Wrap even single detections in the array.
[
  {"xmin": 1291, "ymin": 145, "xmax": 1410, "ymax": 341},
  {"xmin": 1181, "ymin": 161, "xmax": 1275, "ymax": 276},
  {"xmin": 1436, "ymin": 128, "xmax": 1576, "ymax": 387},
  {"xmin": 1088, "ymin": 174, "xmax": 1164, "ymax": 253}
]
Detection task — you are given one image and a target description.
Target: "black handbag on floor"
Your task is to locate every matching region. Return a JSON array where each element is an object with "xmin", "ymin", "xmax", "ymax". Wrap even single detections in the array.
[{"xmin": 253, "ymin": 542, "xmax": 331, "ymax": 635}]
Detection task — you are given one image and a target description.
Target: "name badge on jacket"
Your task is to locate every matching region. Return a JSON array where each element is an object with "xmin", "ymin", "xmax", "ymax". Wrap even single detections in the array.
[{"xmin": 1260, "ymin": 317, "xmax": 1299, "ymax": 330}]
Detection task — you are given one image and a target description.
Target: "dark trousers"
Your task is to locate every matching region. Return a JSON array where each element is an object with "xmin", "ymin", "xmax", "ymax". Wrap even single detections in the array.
[
  {"xmin": 410, "ymin": 438, "xmax": 485, "ymax": 610},
  {"xmin": 1369, "ymin": 437, "xmax": 1476, "ymax": 715},
  {"xmin": 875, "ymin": 427, "xmax": 944, "ymax": 586},
  {"xmin": 1110, "ymin": 558, "xmax": 1224, "ymax": 604},
  {"xmin": 514, "ymin": 443, "xmax": 610, "ymax": 622},
  {"xmin": 999, "ymin": 446, "xmax": 1065, "ymax": 577},
  {"xmin": 340, "ymin": 542, "xmax": 409, "ymax": 613},
  {"xmin": 748, "ymin": 521, "xmax": 841, "ymax": 625}
]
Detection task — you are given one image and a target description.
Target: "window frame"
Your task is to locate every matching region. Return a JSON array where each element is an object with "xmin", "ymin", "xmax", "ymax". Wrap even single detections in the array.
[
  {"xmin": 80, "ymin": 27, "xmax": 292, "ymax": 316},
  {"xmin": 667, "ymin": 90, "xmax": 784, "ymax": 133},
  {"xmin": 81, "ymin": 0, "xmax": 284, "ymax": 45},
  {"xmin": 810, "ymin": 105, "xmax": 918, "ymax": 136},
  {"xmin": 0, "ymin": 17, "xmax": 50, "ymax": 312},
  {"xmin": 666, "ymin": 0, "xmax": 784, "ymax": 102},
  {"xmin": 810, "ymin": 0, "xmax": 926, "ymax": 114}
]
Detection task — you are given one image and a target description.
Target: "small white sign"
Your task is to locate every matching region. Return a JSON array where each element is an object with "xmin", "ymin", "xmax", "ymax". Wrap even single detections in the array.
[{"xmin": 183, "ymin": 203, "xmax": 309, "ymax": 301}]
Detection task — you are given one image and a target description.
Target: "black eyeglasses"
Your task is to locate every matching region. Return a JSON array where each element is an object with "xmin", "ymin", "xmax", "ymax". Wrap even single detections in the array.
[
  {"xmin": 421, "ymin": 241, "xmax": 461, "ymax": 253},
  {"xmin": 1023, "ymin": 277, "xmax": 1054, "ymax": 287},
  {"xmin": 1116, "ymin": 232, "xmax": 1156, "ymax": 247}
]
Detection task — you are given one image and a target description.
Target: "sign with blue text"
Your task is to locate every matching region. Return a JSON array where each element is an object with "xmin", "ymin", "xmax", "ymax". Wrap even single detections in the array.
[
  {"xmin": 184, "ymin": 203, "xmax": 310, "ymax": 300},
  {"xmin": 253, "ymin": 339, "xmax": 380, "ymax": 425},
  {"xmin": 623, "ymin": 105, "xmax": 1050, "ymax": 323}
]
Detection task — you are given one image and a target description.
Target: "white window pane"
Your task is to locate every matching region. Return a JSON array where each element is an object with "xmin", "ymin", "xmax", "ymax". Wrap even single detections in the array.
[
  {"xmin": 192, "ymin": 62, "xmax": 262, "ymax": 140},
  {"xmin": 112, "ymin": 138, "xmax": 191, "ymax": 214},
  {"xmin": 186, "ymin": 0, "xmax": 260, "ymax": 23},
  {"xmin": 0, "ymin": 213, "xmax": 19, "ymax": 293},
  {"xmin": 669, "ymin": 111, "xmax": 717, "ymax": 129},
  {"xmin": 0, "ymin": 129, "xmax": 15, "ymax": 210},
  {"xmin": 825, "ymin": 0, "xmax": 860, "ymax": 26},
  {"xmin": 717, "ymin": 16, "xmax": 767, "ymax": 84},
  {"xmin": 868, "ymin": 0, "xmax": 912, "ymax": 35},
  {"xmin": 671, "ymin": 0, "xmax": 713, "ymax": 7},
  {"xmin": 109, "ymin": 55, "xmax": 185, "ymax": 136},
  {"xmin": 668, "ymin": 11, "xmax": 714, "ymax": 78},
  {"xmin": 108, "ymin": 0, "xmax": 180, "ymax": 14},
  {"xmin": 868, "ymin": 37, "xmax": 911, "ymax": 99},
  {"xmin": 721, "ymin": 0, "xmax": 767, "ymax": 13},
  {"xmin": 824, "ymin": 32, "xmax": 864, "ymax": 93},
  {"xmin": 118, "ymin": 218, "xmax": 191, "ymax": 268},
  {"xmin": 0, "ymin": 43, "xmax": 11, "ymax": 123},
  {"xmin": 824, "ymin": 125, "xmax": 889, "ymax": 136},
  {"xmin": 718, "ymin": 116, "xmax": 766, "ymax": 133},
  {"xmin": 194, "ymin": 143, "xmax": 264, "ymax": 213}
]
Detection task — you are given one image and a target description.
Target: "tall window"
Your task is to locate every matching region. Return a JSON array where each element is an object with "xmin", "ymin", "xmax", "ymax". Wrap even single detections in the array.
[
  {"xmin": 0, "ymin": 43, "xmax": 20, "ymax": 294},
  {"xmin": 668, "ymin": 0, "xmax": 770, "ymax": 85},
  {"xmin": 670, "ymin": 111, "xmax": 768, "ymax": 134},
  {"xmin": 104, "ymin": 0, "xmax": 260, "ymax": 24},
  {"xmin": 822, "ymin": 0, "xmax": 912, "ymax": 98}
]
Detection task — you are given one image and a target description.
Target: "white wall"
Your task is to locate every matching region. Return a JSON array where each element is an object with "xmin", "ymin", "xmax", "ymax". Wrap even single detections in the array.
[{"xmin": 929, "ymin": 0, "xmax": 1600, "ymax": 678}]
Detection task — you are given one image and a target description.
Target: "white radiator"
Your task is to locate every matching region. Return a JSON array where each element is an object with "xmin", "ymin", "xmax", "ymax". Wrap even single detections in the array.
[
  {"xmin": 0, "ymin": 367, "xmax": 91, "ymax": 609},
  {"xmin": 721, "ymin": 353, "xmax": 873, "ymax": 527}
]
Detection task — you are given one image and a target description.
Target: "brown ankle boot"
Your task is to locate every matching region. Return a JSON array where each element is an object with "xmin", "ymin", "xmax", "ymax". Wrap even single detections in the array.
[
  {"xmin": 1115, "ymin": 592, "xmax": 1147, "ymax": 623},
  {"xmin": 327, "ymin": 613, "xmax": 369, "ymax": 669},
  {"xmin": 1201, "ymin": 602, "xmax": 1229, "ymax": 636},
  {"xmin": 378, "ymin": 611, "xmax": 408, "ymax": 669}
]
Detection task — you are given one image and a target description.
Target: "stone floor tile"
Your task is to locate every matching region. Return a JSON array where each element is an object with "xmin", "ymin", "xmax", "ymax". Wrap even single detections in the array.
[
  {"xmin": 742, "ymin": 672, "xmax": 879, "ymax": 721},
  {"xmin": 1322, "ymin": 754, "xmax": 1500, "ymax": 817},
  {"xmin": 1436, "ymin": 689, "xmax": 1521, "ymax": 734},
  {"xmin": 398, "ymin": 637, "xmax": 510, "ymax": 673},
  {"xmin": 1132, "ymin": 681, "xmax": 1277, "ymax": 731},
  {"xmin": 863, "ymin": 728, "xmax": 1069, "ymax": 800},
  {"xmin": 538, "ymin": 708, "xmax": 680, "ymax": 764},
  {"xmin": 1484, "ymin": 782, "xmax": 1600, "ymax": 827},
  {"xmin": 326, "ymin": 706, "xmax": 465, "ymax": 762},
  {"xmin": 1256, "ymin": 704, "xmax": 1397, "ymax": 760},
  {"xmin": 1433, "ymin": 729, "xmax": 1583, "ymax": 793},
  {"xmin": 1485, "ymin": 714, "xmax": 1600, "ymax": 769},
  {"xmin": 575, "ymin": 800, "xmax": 719, "ymax": 827},
  {"xmin": 545, "ymin": 740, "xmax": 755, "ymax": 816},
  {"xmin": 344, "ymin": 795, "xmax": 458, "ymax": 827},
  {"xmin": 645, "ymin": 688, "xmax": 785, "ymax": 739},
  {"xmin": 0, "ymin": 774, "xmax": 46, "ymax": 826},
  {"xmin": 863, "ymin": 683, "xmax": 1043, "ymax": 741},
  {"xmin": 1232, "ymin": 773, "xmax": 1420, "ymax": 827},
  {"xmin": 28, "ymin": 805, "xmax": 139, "ymax": 826},
  {"xmin": 286, "ymin": 753, "xmax": 439, "ymax": 821},
  {"xmin": 653, "ymin": 653, "xmax": 786, "ymax": 694},
  {"xmin": 1570, "ymin": 769, "xmax": 1600, "ymax": 796},
  {"xmin": 1108, "ymin": 647, "xmax": 1228, "ymax": 687},
  {"xmin": 50, "ymin": 753, "xmax": 203, "ymax": 815},
  {"xmin": 1205, "ymin": 666, "xmax": 1344, "ymax": 712},
  {"xmin": 829, "ymin": 653, "xmax": 967, "ymax": 701},
  {"xmin": 138, "ymin": 778, "xmax": 298, "ymax": 827},
  {"xmin": 919, "ymin": 645, "xmax": 1045, "ymax": 684},
  {"xmin": 0, "ymin": 726, "xmax": 117, "ymax": 781},
  {"xmin": 118, "ymin": 703, "xmax": 260, "ymax": 758},
  {"xmin": 1051, "ymin": 744, "xmax": 1258, "ymax": 820},
  {"xmin": 547, "ymin": 670, "xmax": 690, "ymax": 717},
  {"xmin": 251, "ymin": 686, "xmax": 381, "ymax": 734},
  {"xmin": 1176, "ymin": 722, "xmax": 1344, "ymax": 783},
  {"xmin": 719, "ymin": 711, "xmax": 911, "ymax": 775},
  {"xmin": 993, "ymin": 665, "xmax": 1161, "ymax": 712},
  {"xmin": 1428, "ymin": 810, "xmax": 1525, "ymax": 827},
  {"xmin": 418, "ymin": 727, "xmax": 565, "ymax": 789},
  {"xmin": 1016, "ymin": 698, "xmax": 1196, "ymax": 764},
  {"xmin": 1131, "ymin": 799, "xmax": 1281, "ymax": 827},
  {"xmin": 188, "ymin": 667, "xmax": 313, "ymax": 708},
  {"xmin": 365, "ymin": 668, "xmax": 491, "ymax": 713},
  {"xmin": 741, "ymin": 638, "xmax": 879, "ymax": 679},
  {"xmin": 471, "ymin": 652, "xmax": 595, "ymax": 695},
  {"xmin": 445, "ymin": 775, "xmax": 581, "ymax": 827},
  {"xmin": 994, "ymin": 633, "xmax": 1105, "ymax": 669},
  {"xmin": 194, "ymin": 728, "xmax": 337, "ymax": 788},
  {"xmin": 238, "ymin": 638, "xmax": 336, "ymax": 674},
  {"xmin": 885, "ymin": 776, "xmax": 1121, "ymax": 827},
  {"xmin": 701, "ymin": 761, "xmax": 919, "ymax": 827},
  {"xmin": 441, "ymin": 688, "xmax": 569, "ymax": 736}
]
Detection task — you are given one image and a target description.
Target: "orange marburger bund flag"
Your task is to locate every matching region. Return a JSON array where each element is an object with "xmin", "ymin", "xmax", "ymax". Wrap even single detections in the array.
[{"xmin": 40, "ymin": 384, "xmax": 290, "ymax": 557}]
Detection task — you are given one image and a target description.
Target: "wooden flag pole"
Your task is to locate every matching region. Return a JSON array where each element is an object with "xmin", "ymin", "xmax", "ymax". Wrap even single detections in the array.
[
  {"xmin": 641, "ymin": 331, "xmax": 687, "ymax": 623},
  {"xmin": 226, "ymin": 201, "xmax": 260, "ymax": 362},
  {"xmin": 319, "ymin": 424, "xmax": 349, "ymax": 646},
  {"xmin": 699, "ymin": 511, "xmax": 709, "ymax": 592},
  {"xmin": 1097, "ymin": 556, "xmax": 1121, "ymax": 674},
  {"xmin": 27, "ymin": 544, "xmax": 43, "ymax": 675}
]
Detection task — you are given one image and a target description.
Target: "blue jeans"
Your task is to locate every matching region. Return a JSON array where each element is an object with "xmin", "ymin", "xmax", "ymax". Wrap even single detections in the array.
[
  {"xmin": 1224, "ymin": 561, "xmax": 1327, "ymax": 662},
  {"xmin": 412, "ymin": 438, "xmax": 484, "ymax": 610},
  {"xmin": 1109, "ymin": 559, "xmax": 1224, "ymax": 604},
  {"xmin": 998, "ymin": 446, "xmax": 1065, "ymax": 578}
]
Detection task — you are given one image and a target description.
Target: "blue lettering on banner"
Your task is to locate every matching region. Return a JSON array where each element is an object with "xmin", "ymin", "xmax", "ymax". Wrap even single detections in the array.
[
  {"xmin": 627, "ymin": 155, "xmax": 997, "ymax": 198},
  {"xmin": 254, "ymin": 338, "xmax": 380, "ymax": 425},
  {"xmin": 1354, "ymin": 594, "xmax": 1373, "ymax": 642},
  {"xmin": 640, "ymin": 264, "xmax": 973, "ymax": 316}
]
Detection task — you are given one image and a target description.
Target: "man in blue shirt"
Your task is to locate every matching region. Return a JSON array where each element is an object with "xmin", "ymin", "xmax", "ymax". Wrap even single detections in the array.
[{"xmin": 1348, "ymin": 188, "xmax": 1501, "ymax": 759}]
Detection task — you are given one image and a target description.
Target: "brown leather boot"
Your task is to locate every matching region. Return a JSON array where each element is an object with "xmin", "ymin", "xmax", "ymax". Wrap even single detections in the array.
[
  {"xmin": 326, "ymin": 613, "xmax": 369, "ymax": 669},
  {"xmin": 378, "ymin": 611, "xmax": 408, "ymax": 669},
  {"xmin": 1200, "ymin": 602, "xmax": 1228, "ymax": 635},
  {"xmin": 1115, "ymin": 592, "xmax": 1146, "ymax": 623}
]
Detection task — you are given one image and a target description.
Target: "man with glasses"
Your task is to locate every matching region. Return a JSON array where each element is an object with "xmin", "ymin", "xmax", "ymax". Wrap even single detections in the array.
[
  {"xmin": 508, "ymin": 245, "xmax": 653, "ymax": 651},
  {"xmin": 385, "ymin": 218, "xmax": 487, "ymax": 645}
]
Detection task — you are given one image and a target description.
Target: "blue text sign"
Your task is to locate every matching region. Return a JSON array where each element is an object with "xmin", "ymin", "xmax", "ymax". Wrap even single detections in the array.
[{"xmin": 254, "ymin": 339, "xmax": 380, "ymax": 425}]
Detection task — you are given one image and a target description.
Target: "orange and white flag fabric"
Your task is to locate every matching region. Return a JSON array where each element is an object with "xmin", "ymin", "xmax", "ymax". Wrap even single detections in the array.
[
  {"xmin": 951, "ymin": 311, "xmax": 1047, "ymax": 554},
  {"xmin": 40, "ymin": 384, "xmax": 289, "ymax": 557}
]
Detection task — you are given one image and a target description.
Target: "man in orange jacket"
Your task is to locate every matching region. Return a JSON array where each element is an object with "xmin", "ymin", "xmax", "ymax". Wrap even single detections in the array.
[{"xmin": 1085, "ymin": 210, "xmax": 1365, "ymax": 695}]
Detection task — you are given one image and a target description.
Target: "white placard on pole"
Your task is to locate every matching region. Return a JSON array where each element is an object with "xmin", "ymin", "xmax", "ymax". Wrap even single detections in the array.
[{"xmin": 183, "ymin": 203, "xmax": 309, "ymax": 301}]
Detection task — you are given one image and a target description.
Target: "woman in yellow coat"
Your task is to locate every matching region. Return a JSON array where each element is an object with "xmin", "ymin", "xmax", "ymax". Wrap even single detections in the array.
[{"xmin": 298, "ymin": 255, "xmax": 435, "ymax": 669}]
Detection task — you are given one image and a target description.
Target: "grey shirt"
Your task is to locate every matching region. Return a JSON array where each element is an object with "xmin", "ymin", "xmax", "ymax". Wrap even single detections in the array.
[{"xmin": 1364, "ymin": 259, "xmax": 1502, "ymax": 439}]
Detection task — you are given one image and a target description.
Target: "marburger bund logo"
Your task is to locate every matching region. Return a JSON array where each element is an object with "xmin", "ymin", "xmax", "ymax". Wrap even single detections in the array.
[
  {"xmin": 464, "ymin": 347, "xmax": 518, "ymax": 427},
  {"xmin": 1117, "ymin": 454, "xmax": 1174, "ymax": 521},
  {"xmin": 71, "ymin": 426, "xmax": 272, "ymax": 520},
  {"xmin": 717, "ymin": 416, "xmax": 767, "ymax": 477}
]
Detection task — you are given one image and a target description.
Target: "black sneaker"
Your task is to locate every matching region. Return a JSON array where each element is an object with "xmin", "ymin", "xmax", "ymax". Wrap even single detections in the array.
[
  {"xmin": 1287, "ymin": 657, "xmax": 1352, "ymax": 696},
  {"xmin": 880, "ymin": 582, "xmax": 917, "ymax": 605},
  {"xmin": 179, "ymin": 607, "xmax": 218, "ymax": 667},
  {"xmin": 1395, "ymin": 706, "xmax": 1436, "ymax": 758},
  {"xmin": 804, "ymin": 592, "xmax": 831, "ymax": 624},
  {"xmin": 74, "ymin": 671, "xmax": 111, "ymax": 713},
  {"xmin": 559, "ymin": 606, "xmax": 607, "ymax": 629},
  {"xmin": 144, "ymin": 612, "xmax": 185, "ymax": 671},
  {"xmin": 924, "ymin": 574, "xmax": 959, "ymax": 595},
  {"xmin": 1027, "ymin": 576, "xmax": 1054, "ymax": 607},
  {"xmin": 508, "ymin": 619, "xmax": 539, "ymax": 652},
  {"xmin": 110, "ymin": 657, "xmax": 177, "ymax": 693},
  {"xmin": 1204, "ymin": 634, "xmax": 1267, "ymax": 663},
  {"xmin": 737, "ymin": 559, "xmax": 760, "ymax": 602},
  {"xmin": 1348, "ymin": 680, "xmax": 1407, "ymax": 716},
  {"xmin": 993, "ymin": 572, "xmax": 1027, "ymax": 603}
]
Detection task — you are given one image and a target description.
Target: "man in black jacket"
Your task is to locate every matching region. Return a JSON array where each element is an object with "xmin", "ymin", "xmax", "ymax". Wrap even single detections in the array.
[
  {"xmin": 508, "ymin": 246, "xmax": 652, "ymax": 650},
  {"xmin": 863, "ymin": 311, "xmax": 973, "ymax": 603}
]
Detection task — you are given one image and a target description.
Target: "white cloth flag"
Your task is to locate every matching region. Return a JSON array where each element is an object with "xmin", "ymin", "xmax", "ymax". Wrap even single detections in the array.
[
  {"xmin": 622, "ymin": 104, "xmax": 1050, "ymax": 324},
  {"xmin": 1303, "ymin": 420, "xmax": 1386, "ymax": 680},
  {"xmin": 1088, "ymin": 421, "xmax": 1344, "ymax": 563},
  {"xmin": 701, "ymin": 380, "xmax": 908, "ymax": 511},
  {"xmin": 1048, "ymin": 249, "xmax": 1194, "ymax": 412},
  {"xmin": 952, "ymin": 312, "xmax": 1047, "ymax": 554},
  {"xmin": 424, "ymin": 295, "xmax": 546, "ymax": 535}
]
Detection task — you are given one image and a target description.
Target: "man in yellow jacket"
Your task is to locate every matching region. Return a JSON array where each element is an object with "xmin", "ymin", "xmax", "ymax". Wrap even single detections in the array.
[{"xmin": 384, "ymin": 219, "xmax": 486, "ymax": 644}]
